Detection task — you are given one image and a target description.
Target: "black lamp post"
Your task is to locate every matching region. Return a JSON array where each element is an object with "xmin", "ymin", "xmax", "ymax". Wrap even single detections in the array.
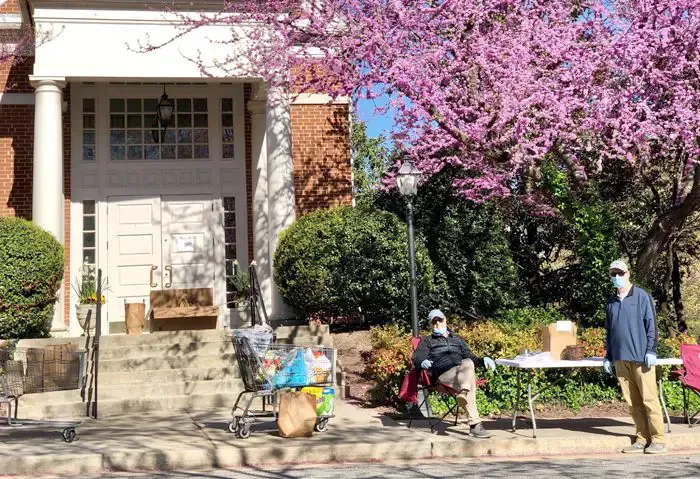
[
  {"xmin": 396, "ymin": 160, "xmax": 421, "ymax": 337},
  {"xmin": 152, "ymin": 86, "xmax": 175, "ymax": 143}
]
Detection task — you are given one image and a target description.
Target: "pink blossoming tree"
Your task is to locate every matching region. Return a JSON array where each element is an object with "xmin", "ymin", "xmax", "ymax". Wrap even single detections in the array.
[{"xmin": 154, "ymin": 0, "xmax": 700, "ymax": 281}]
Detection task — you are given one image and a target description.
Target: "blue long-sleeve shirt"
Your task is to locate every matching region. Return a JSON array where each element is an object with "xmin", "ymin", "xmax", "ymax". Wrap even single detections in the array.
[{"xmin": 605, "ymin": 285, "xmax": 658, "ymax": 363}]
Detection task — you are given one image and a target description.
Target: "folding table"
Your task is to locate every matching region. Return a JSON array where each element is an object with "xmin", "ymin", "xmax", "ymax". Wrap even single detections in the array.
[{"xmin": 495, "ymin": 356, "xmax": 683, "ymax": 438}]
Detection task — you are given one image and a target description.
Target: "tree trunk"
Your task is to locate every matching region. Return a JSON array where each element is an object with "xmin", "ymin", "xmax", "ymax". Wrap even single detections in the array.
[
  {"xmin": 671, "ymin": 249, "xmax": 687, "ymax": 334},
  {"xmin": 636, "ymin": 165, "xmax": 700, "ymax": 283},
  {"xmin": 656, "ymin": 245, "xmax": 673, "ymax": 320}
]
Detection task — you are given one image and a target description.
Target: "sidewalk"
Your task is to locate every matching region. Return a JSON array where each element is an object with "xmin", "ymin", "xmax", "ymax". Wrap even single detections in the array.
[{"xmin": 2, "ymin": 401, "xmax": 700, "ymax": 476}]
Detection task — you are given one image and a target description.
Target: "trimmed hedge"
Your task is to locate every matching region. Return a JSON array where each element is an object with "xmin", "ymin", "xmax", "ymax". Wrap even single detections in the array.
[
  {"xmin": 0, "ymin": 217, "xmax": 64, "ymax": 339},
  {"xmin": 273, "ymin": 206, "xmax": 445, "ymax": 324}
]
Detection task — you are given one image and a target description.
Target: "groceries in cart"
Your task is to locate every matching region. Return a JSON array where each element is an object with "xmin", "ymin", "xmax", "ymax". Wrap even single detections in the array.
[
  {"xmin": 258, "ymin": 347, "xmax": 334, "ymax": 389},
  {"xmin": 229, "ymin": 335, "xmax": 336, "ymax": 439}
]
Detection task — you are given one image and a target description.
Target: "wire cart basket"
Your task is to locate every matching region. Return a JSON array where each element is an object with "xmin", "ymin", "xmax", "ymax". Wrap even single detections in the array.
[
  {"xmin": 228, "ymin": 332, "xmax": 336, "ymax": 439},
  {"xmin": 1, "ymin": 348, "xmax": 84, "ymax": 442}
]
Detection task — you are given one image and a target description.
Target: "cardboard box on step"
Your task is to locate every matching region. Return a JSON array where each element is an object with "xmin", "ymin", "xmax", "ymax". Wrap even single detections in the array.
[{"xmin": 542, "ymin": 321, "xmax": 578, "ymax": 360}]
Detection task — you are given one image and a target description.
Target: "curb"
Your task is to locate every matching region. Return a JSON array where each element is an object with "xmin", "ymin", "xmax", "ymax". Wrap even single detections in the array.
[{"xmin": 4, "ymin": 429, "xmax": 700, "ymax": 475}]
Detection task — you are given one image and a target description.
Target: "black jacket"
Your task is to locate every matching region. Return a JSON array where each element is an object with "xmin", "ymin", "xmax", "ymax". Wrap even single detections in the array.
[{"xmin": 412, "ymin": 331, "xmax": 483, "ymax": 380}]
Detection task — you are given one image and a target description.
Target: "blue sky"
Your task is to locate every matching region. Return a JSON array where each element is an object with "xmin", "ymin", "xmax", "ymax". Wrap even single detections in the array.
[{"xmin": 356, "ymin": 95, "xmax": 395, "ymax": 140}]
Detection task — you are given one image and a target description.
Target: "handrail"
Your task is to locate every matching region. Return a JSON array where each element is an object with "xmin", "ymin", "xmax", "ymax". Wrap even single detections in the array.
[{"xmin": 91, "ymin": 268, "xmax": 103, "ymax": 419}]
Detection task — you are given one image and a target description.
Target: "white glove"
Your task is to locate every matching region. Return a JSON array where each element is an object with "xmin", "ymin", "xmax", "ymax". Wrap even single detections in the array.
[{"xmin": 603, "ymin": 359, "xmax": 613, "ymax": 375}]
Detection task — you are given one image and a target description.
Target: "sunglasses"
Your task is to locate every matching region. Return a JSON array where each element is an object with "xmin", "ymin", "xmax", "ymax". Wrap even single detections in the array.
[{"xmin": 609, "ymin": 271, "xmax": 626, "ymax": 277}]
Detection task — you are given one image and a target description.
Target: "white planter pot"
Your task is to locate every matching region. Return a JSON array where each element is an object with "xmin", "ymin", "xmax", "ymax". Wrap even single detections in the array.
[
  {"xmin": 230, "ymin": 301, "xmax": 252, "ymax": 328},
  {"xmin": 75, "ymin": 304, "xmax": 97, "ymax": 335}
]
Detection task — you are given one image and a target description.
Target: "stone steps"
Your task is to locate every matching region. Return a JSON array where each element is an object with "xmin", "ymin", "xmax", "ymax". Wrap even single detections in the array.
[
  {"xmin": 17, "ymin": 392, "xmax": 238, "ymax": 420},
  {"xmin": 97, "ymin": 352, "xmax": 237, "ymax": 373},
  {"xmin": 17, "ymin": 378, "xmax": 244, "ymax": 406},
  {"xmin": 97, "ymin": 339, "xmax": 233, "ymax": 361},
  {"xmin": 11, "ymin": 326, "xmax": 332, "ymax": 419},
  {"xmin": 95, "ymin": 365, "xmax": 240, "ymax": 385}
]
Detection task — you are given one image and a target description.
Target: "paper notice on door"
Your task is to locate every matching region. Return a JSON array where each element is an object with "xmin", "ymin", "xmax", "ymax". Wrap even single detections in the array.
[{"xmin": 174, "ymin": 235, "xmax": 196, "ymax": 253}]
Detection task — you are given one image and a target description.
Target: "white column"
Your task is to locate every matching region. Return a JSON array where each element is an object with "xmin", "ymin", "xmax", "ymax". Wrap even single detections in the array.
[
  {"xmin": 265, "ymin": 86, "xmax": 296, "ymax": 320},
  {"xmin": 249, "ymin": 95, "xmax": 272, "ymax": 315},
  {"xmin": 31, "ymin": 78, "xmax": 65, "ymax": 241},
  {"xmin": 30, "ymin": 77, "xmax": 66, "ymax": 333}
]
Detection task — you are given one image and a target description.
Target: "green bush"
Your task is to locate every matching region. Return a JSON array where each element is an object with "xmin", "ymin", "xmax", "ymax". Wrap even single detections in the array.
[
  {"xmin": 273, "ymin": 206, "xmax": 445, "ymax": 324},
  {"xmin": 494, "ymin": 306, "xmax": 566, "ymax": 331},
  {"xmin": 375, "ymin": 168, "xmax": 526, "ymax": 318},
  {"xmin": 0, "ymin": 217, "xmax": 64, "ymax": 339}
]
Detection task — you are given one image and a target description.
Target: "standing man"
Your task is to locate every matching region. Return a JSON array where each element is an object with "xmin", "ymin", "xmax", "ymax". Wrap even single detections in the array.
[
  {"xmin": 412, "ymin": 309, "xmax": 496, "ymax": 438},
  {"xmin": 604, "ymin": 260, "xmax": 666, "ymax": 454}
]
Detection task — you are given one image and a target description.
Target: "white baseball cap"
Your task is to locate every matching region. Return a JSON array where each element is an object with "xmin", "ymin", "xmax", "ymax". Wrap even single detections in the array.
[
  {"xmin": 609, "ymin": 260, "xmax": 629, "ymax": 273},
  {"xmin": 428, "ymin": 309, "xmax": 446, "ymax": 322}
]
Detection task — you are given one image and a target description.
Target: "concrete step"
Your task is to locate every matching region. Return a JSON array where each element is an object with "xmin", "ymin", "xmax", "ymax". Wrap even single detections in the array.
[
  {"xmin": 99, "ymin": 329, "xmax": 229, "ymax": 348},
  {"xmin": 18, "ymin": 392, "xmax": 240, "ymax": 419},
  {"xmin": 97, "ymin": 352, "xmax": 236, "ymax": 372},
  {"xmin": 98, "ymin": 378, "xmax": 244, "ymax": 399},
  {"xmin": 96, "ymin": 365, "xmax": 240, "ymax": 385},
  {"xmin": 16, "ymin": 378, "xmax": 244, "ymax": 407},
  {"xmin": 97, "ymin": 340, "xmax": 234, "ymax": 361}
]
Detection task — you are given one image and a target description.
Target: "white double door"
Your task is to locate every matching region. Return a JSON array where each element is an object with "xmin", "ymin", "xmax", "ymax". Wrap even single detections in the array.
[{"xmin": 107, "ymin": 194, "xmax": 216, "ymax": 329}]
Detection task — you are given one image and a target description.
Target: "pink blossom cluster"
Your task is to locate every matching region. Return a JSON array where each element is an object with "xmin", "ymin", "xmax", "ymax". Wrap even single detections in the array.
[{"xmin": 169, "ymin": 0, "xmax": 700, "ymax": 201}]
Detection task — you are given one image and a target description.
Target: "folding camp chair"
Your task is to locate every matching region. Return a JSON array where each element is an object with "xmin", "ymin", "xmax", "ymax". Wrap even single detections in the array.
[
  {"xmin": 405, "ymin": 337, "xmax": 486, "ymax": 434},
  {"xmin": 671, "ymin": 343, "xmax": 700, "ymax": 427}
]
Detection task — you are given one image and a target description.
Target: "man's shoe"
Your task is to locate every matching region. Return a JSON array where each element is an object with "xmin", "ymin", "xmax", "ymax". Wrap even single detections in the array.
[
  {"xmin": 469, "ymin": 422, "xmax": 492, "ymax": 438},
  {"xmin": 644, "ymin": 442, "xmax": 667, "ymax": 454},
  {"xmin": 621, "ymin": 442, "xmax": 646, "ymax": 453},
  {"xmin": 456, "ymin": 393, "xmax": 468, "ymax": 410}
]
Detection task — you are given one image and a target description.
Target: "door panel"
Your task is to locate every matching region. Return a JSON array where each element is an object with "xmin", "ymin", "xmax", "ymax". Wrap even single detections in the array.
[
  {"xmin": 161, "ymin": 195, "xmax": 215, "ymax": 291},
  {"xmin": 107, "ymin": 196, "xmax": 162, "ymax": 328}
]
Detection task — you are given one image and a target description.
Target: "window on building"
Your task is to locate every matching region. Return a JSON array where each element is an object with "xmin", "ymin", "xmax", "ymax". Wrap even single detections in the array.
[
  {"xmin": 223, "ymin": 197, "xmax": 238, "ymax": 307},
  {"xmin": 109, "ymin": 97, "xmax": 209, "ymax": 161},
  {"xmin": 82, "ymin": 98, "xmax": 96, "ymax": 161},
  {"xmin": 83, "ymin": 200, "xmax": 96, "ymax": 265},
  {"xmin": 221, "ymin": 98, "xmax": 234, "ymax": 159}
]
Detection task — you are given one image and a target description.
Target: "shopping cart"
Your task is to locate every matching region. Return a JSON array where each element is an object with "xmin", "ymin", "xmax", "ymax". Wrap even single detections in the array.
[
  {"xmin": 1, "ymin": 347, "xmax": 84, "ymax": 442},
  {"xmin": 228, "ymin": 335, "xmax": 336, "ymax": 438}
]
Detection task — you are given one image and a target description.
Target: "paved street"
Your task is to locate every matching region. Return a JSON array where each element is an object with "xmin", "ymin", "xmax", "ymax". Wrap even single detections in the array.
[{"xmin": 36, "ymin": 453, "xmax": 700, "ymax": 479}]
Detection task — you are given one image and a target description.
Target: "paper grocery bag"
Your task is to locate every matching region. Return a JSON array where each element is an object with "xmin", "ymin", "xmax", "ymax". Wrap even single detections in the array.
[
  {"xmin": 542, "ymin": 321, "xmax": 577, "ymax": 360},
  {"xmin": 277, "ymin": 391, "xmax": 317, "ymax": 438}
]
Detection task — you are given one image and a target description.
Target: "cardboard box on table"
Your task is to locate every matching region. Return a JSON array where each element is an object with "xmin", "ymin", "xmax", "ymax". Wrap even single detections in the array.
[{"xmin": 542, "ymin": 321, "xmax": 578, "ymax": 360}]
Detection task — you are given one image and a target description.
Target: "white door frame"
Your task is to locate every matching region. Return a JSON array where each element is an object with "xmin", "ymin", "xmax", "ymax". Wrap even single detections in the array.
[{"xmin": 69, "ymin": 81, "xmax": 248, "ymax": 335}]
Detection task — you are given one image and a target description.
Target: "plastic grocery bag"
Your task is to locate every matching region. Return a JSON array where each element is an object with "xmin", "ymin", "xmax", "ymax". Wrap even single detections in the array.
[
  {"xmin": 277, "ymin": 391, "xmax": 317, "ymax": 438},
  {"xmin": 271, "ymin": 348, "xmax": 308, "ymax": 389}
]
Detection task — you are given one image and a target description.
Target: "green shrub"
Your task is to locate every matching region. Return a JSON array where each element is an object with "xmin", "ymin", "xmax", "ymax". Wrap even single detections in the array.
[
  {"xmin": 374, "ymin": 168, "xmax": 526, "ymax": 318},
  {"xmin": 273, "ymin": 206, "xmax": 445, "ymax": 324},
  {"xmin": 0, "ymin": 217, "xmax": 64, "ymax": 339},
  {"xmin": 494, "ymin": 306, "xmax": 566, "ymax": 331}
]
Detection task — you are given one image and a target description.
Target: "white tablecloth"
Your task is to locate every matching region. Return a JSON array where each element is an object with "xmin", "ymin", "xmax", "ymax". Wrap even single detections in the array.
[{"xmin": 495, "ymin": 355, "xmax": 682, "ymax": 369}]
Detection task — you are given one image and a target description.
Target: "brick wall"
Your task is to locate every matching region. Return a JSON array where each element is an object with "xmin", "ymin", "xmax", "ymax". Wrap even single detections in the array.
[
  {"xmin": 0, "ymin": 104, "xmax": 33, "ymax": 217},
  {"xmin": 290, "ymin": 103, "xmax": 352, "ymax": 216},
  {"xmin": 0, "ymin": 0, "xmax": 20, "ymax": 14}
]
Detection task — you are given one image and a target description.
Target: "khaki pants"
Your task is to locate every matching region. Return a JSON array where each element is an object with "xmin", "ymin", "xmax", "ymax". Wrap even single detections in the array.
[
  {"xmin": 614, "ymin": 360, "xmax": 665, "ymax": 444},
  {"xmin": 438, "ymin": 359, "xmax": 481, "ymax": 425}
]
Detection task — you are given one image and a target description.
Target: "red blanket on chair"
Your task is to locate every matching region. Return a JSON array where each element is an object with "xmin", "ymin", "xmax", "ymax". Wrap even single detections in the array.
[{"xmin": 399, "ymin": 367, "xmax": 431, "ymax": 404}]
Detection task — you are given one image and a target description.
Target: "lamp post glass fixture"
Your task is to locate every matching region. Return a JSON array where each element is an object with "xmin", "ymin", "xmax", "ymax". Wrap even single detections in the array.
[
  {"xmin": 397, "ymin": 160, "xmax": 421, "ymax": 337},
  {"xmin": 152, "ymin": 85, "xmax": 175, "ymax": 143}
]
